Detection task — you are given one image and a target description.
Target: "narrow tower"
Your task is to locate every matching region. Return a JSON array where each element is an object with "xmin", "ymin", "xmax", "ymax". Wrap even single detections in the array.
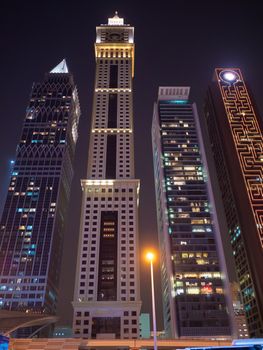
[
  {"xmin": 0, "ymin": 60, "xmax": 80, "ymax": 315},
  {"xmin": 204, "ymin": 68, "xmax": 263, "ymax": 337},
  {"xmin": 152, "ymin": 87, "xmax": 233, "ymax": 338},
  {"xmin": 72, "ymin": 13, "xmax": 141, "ymax": 339}
]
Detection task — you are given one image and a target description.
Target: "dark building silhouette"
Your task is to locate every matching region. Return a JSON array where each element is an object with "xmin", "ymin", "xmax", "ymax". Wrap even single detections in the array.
[
  {"xmin": 204, "ymin": 68, "xmax": 263, "ymax": 337},
  {"xmin": 0, "ymin": 60, "xmax": 80, "ymax": 317}
]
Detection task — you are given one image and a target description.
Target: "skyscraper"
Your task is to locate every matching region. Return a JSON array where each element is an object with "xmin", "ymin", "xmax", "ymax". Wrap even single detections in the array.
[
  {"xmin": 0, "ymin": 59, "xmax": 80, "ymax": 315},
  {"xmin": 72, "ymin": 13, "xmax": 141, "ymax": 339},
  {"xmin": 204, "ymin": 68, "xmax": 263, "ymax": 337},
  {"xmin": 152, "ymin": 87, "xmax": 232, "ymax": 338}
]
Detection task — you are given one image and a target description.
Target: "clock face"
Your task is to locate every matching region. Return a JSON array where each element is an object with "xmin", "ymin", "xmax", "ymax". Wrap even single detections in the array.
[{"xmin": 107, "ymin": 32, "xmax": 123, "ymax": 42}]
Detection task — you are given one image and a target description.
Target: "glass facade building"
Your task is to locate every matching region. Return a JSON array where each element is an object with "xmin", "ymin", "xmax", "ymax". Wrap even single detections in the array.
[
  {"xmin": 152, "ymin": 87, "xmax": 233, "ymax": 338},
  {"xmin": 204, "ymin": 68, "xmax": 263, "ymax": 337},
  {"xmin": 0, "ymin": 60, "xmax": 80, "ymax": 315}
]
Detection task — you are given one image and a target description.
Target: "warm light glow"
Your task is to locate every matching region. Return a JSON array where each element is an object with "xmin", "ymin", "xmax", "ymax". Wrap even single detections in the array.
[
  {"xmin": 146, "ymin": 251, "xmax": 155, "ymax": 262},
  {"xmin": 95, "ymin": 44, "xmax": 135, "ymax": 77}
]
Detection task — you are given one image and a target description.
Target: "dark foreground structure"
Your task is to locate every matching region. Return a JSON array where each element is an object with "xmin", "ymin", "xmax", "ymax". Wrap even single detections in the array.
[
  {"xmin": 8, "ymin": 338, "xmax": 232, "ymax": 350},
  {"xmin": 187, "ymin": 339, "xmax": 263, "ymax": 350}
]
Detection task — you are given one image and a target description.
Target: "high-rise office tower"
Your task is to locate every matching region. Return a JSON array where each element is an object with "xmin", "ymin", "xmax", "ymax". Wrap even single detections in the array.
[
  {"xmin": 72, "ymin": 13, "xmax": 141, "ymax": 339},
  {"xmin": 152, "ymin": 87, "xmax": 232, "ymax": 338},
  {"xmin": 204, "ymin": 68, "xmax": 263, "ymax": 337},
  {"xmin": 0, "ymin": 60, "xmax": 80, "ymax": 314}
]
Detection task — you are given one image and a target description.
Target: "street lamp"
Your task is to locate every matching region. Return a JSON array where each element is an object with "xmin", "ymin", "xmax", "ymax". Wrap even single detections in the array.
[{"xmin": 146, "ymin": 251, "xmax": 157, "ymax": 350}]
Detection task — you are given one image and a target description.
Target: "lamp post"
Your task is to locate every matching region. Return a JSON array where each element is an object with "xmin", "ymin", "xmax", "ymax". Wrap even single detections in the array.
[{"xmin": 146, "ymin": 251, "xmax": 157, "ymax": 350}]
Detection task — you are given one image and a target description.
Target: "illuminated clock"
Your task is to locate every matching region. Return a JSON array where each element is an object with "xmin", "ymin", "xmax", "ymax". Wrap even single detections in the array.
[{"xmin": 106, "ymin": 32, "xmax": 124, "ymax": 42}]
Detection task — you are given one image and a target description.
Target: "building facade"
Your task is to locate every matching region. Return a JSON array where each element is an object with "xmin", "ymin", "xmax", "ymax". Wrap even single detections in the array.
[
  {"xmin": 204, "ymin": 68, "xmax": 263, "ymax": 337},
  {"xmin": 152, "ymin": 87, "xmax": 232, "ymax": 338},
  {"xmin": 0, "ymin": 60, "xmax": 80, "ymax": 314},
  {"xmin": 230, "ymin": 282, "xmax": 248, "ymax": 339},
  {"xmin": 72, "ymin": 13, "xmax": 141, "ymax": 339}
]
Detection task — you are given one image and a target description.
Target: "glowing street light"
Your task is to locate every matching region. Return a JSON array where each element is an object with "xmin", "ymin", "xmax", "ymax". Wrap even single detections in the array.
[
  {"xmin": 146, "ymin": 252, "xmax": 154, "ymax": 262},
  {"xmin": 146, "ymin": 251, "xmax": 157, "ymax": 350}
]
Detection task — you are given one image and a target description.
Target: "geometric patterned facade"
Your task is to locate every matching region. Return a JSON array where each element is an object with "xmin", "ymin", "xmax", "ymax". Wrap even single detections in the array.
[
  {"xmin": 216, "ymin": 69, "xmax": 263, "ymax": 245},
  {"xmin": 0, "ymin": 61, "xmax": 80, "ymax": 315},
  {"xmin": 205, "ymin": 68, "xmax": 263, "ymax": 337},
  {"xmin": 152, "ymin": 87, "xmax": 232, "ymax": 338},
  {"xmin": 72, "ymin": 13, "xmax": 141, "ymax": 339}
]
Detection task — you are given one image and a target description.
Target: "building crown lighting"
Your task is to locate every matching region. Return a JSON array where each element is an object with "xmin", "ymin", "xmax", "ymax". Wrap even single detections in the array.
[
  {"xmin": 158, "ymin": 86, "xmax": 190, "ymax": 101},
  {"xmin": 108, "ymin": 11, "xmax": 124, "ymax": 26},
  {"xmin": 50, "ymin": 59, "xmax": 69, "ymax": 74}
]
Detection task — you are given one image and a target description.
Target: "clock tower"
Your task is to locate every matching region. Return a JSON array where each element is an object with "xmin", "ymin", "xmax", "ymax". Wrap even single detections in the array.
[{"xmin": 72, "ymin": 14, "xmax": 141, "ymax": 339}]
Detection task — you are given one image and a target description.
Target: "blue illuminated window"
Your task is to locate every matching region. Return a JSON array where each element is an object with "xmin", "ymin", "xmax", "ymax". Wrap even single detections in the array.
[
  {"xmin": 0, "ymin": 336, "xmax": 9, "ymax": 350},
  {"xmin": 168, "ymin": 100, "xmax": 188, "ymax": 104}
]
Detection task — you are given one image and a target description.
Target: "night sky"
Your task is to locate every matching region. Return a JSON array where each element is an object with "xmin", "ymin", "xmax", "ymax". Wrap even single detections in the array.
[{"xmin": 1, "ymin": 0, "xmax": 263, "ymax": 329}]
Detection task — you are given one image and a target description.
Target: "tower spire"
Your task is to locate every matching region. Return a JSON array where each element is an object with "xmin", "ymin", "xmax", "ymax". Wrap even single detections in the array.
[
  {"xmin": 108, "ymin": 11, "xmax": 124, "ymax": 25},
  {"xmin": 50, "ymin": 59, "xmax": 69, "ymax": 73}
]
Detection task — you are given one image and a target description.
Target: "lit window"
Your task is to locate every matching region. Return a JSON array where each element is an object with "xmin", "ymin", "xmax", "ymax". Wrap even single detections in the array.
[
  {"xmin": 175, "ymin": 288, "xmax": 184, "ymax": 295},
  {"xmin": 196, "ymin": 259, "xmax": 208, "ymax": 265},
  {"xmin": 187, "ymin": 287, "xmax": 200, "ymax": 294}
]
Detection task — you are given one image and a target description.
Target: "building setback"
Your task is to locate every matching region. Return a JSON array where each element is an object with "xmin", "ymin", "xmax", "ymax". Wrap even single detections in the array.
[
  {"xmin": 0, "ymin": 60, "xmax": 80, "ymax": 315},
  {"xmin": 152, "ymin": 87, "xmax": 233, "ymax": 338},
  {"xmin": 72, "ymin": 13, "xmax": 141, "ymax": 339},
  {"xmin": 204, "ymin": 68, "xmax": 263, "ymax": 337}
]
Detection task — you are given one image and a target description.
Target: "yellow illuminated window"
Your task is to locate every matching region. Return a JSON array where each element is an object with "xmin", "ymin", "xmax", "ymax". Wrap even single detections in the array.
[
  {"xmin": 184, "ymin": 273, "xmax": 197, "ymax": 278},
  {"xmin": 196, "ymin": 259, "xmax": 208, "ymax": 265},
  {"xmin": 187, "ymin": 287, "xmax": 200, "ymax": 294},
  {"xmin": 213, "ymin": 272, "xmax": 221, "ymax": 278},
  {"xmin": 191, "ymin": 219, "xmax": 204, "ymax": 224},
  {"xmin": 179, "ymin": 213, "xmax": 190, "ymax": 218},
  {"xmin": 216, "ymin": 288, "xmax": 223, "ymax": 294}
]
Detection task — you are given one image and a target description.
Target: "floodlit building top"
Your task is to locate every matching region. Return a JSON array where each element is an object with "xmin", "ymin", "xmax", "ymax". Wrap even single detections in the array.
[{"xmin": 108, "ymin": 11, "xmax": 124, "ymax": 25}]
